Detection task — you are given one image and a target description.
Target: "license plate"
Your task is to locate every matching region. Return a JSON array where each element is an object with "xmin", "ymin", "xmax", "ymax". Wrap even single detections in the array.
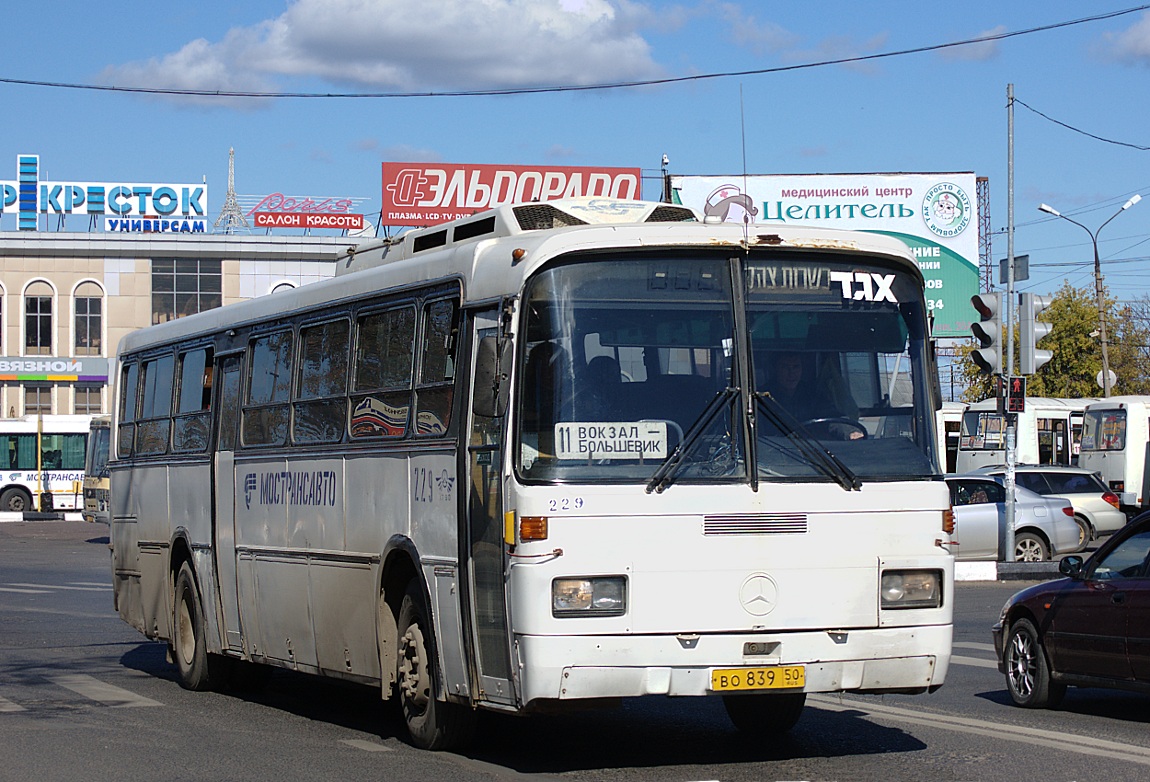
[{"xmin": 710, "ymin": 665, "xmax": 805, "ymax": 692}]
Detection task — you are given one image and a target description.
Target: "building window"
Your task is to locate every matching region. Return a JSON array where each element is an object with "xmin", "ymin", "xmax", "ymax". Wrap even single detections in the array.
[
  {"xmin": 25, "ymin": 282, "xmax": 53, "ymax": 356},
  {"xmin": 24, "ymin": 383, "xmax": 51, "ymax": 415},
  {"xmin": 152, "ymin": 259, "xmax": 223, "ymax": 325},
  {"xmin": 75, "ymin": 384, "xmax": 103, "ymax": 415},
  {"xmin": 74, "ymin": 282, "xmax": 103, "ymax": 356}
]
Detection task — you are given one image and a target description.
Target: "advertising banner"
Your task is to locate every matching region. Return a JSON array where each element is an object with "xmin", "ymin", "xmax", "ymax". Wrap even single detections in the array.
[
  {"xmin": 381, "ymin": 162, "xmax": 642, "ymax": 226},
  {"xmin": 671, "ymin": 173, "xmax": 980, "ymax": 337}
]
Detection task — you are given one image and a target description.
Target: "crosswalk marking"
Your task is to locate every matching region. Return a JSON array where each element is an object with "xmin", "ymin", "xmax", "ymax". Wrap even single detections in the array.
[
  {"xmin": 340, "ymin": 739, "xmax": 394, "ymax": 752},
  {"xmin": 954, "ymin": 641, "xmax": 996, "ymax": 652},
  {"xmin": 7, "ymin": 583, "xmax": 111, "ymax": 592},
  {"xmin": 0, "ymin": 695, "xmax": 26, "ymax": 713},
  {"xmin": 952, "ymin": 654, "xmax": 999, "ymax": 669},
  {"xmin": 51, "ymin": 674, "xmax": 162, "ymax": 708}
]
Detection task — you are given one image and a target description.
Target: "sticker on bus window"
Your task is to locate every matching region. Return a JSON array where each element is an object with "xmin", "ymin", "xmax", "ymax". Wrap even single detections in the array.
[{"xmin": 554, "ymin": 422, "xmax": 668, "ymax": 460}]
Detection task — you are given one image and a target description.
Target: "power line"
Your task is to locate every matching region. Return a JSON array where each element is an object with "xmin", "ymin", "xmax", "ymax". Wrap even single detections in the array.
[
  {"xmin": 1015, "ymin": 98, "xmax": 1150, "ymax": 151},
  {"xmin": 1, "ymin": 5, "xmax": 1148, "ymax": 100}
]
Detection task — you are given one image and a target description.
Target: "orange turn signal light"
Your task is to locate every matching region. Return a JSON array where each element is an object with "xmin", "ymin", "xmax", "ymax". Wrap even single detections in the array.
[
  {"xmin": 942, "ymin": 508, "xmax": 955, "ymax": 534},
  {"xmin": 520, "ymin": 516, "xmax": 549, "ymax": 541}
]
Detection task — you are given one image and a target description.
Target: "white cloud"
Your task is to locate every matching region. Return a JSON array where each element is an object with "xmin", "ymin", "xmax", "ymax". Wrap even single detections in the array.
[
  {"xmin": 939, "ymin": 25, "xmax": 1004, "ymax": 62},
  {"xmin": 713, "ymin": 2, "xmax": 797, "ymax": 56},
  {"xmin": 1103, "ymin": 10, "xmax": 1150, "ymax": 64},
  {"xmin": 99, "ymin": 0, "xmax": 664, "ymax": 101}
]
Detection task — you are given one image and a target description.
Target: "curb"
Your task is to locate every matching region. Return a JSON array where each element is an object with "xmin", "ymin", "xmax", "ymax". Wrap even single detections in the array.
[
  {"xmin": 955, "ymin": 560, "xmax": 1063, "ymax": 582},
  {"xmin": 0, "ymin": 511, "xmax": 83, "ymax": 523}
]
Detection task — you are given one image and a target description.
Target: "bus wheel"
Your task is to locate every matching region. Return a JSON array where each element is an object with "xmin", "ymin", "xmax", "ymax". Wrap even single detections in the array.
[
  {"xmin": 396, "ymin": 583, "xmax": 475, "ymax": 751},
  {"xmin": 0, "ymin": 488, "xmax": 31, "ymax": 513},
  {"xmin": 723, "ymin": 692, "xmax": 806, "ymax": 734},
  {"xmin": 172, "ymin": 561, "xmax": 225, "ymax": 691}
]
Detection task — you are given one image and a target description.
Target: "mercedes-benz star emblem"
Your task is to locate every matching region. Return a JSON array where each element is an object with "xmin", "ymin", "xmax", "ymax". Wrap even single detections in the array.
[{"xmin": 739, "ymin": 573, "xmax": 779, "ymax": 616}]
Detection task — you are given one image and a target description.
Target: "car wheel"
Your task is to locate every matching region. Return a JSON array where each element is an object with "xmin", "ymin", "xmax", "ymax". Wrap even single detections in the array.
[
  {"xmin": 1013, "ymin": 532, "xmax": 1049, "ymax": 562},
  {"xmin": 396, "ymin": 582, "xmax": 475, "ymax": 750},
  {"xmin": 1071, "ymin": 515, "xmax": 1091, "ymax": 553},
  {"xmin": 723, "ymin": 692, "xmax": 806, "ymax": 734},
  {"xmin": 1003, "ymin": 617, "xmax": 1065, "ymax": 708}
]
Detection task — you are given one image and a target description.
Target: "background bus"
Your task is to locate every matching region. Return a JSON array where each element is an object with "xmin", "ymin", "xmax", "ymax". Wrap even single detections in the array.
[
  {"xmin": 83, "ymin": 415, "xmax": 112, "ymax": 523},
  {"xmin": 956, "ymin": 397, "xmax": 1093, "ymax": 473},
  {"xmin": 1078, "ymin": 395, "xmax": 1150, "ymax": 515},
  {"xmin": 936, "ymin": 401, "xmax": 967, "ymax": 473},
  {"xmin": 109, "ymin": 198, "xmax": 952, "ymax": 750},
  {"xmin": 0, "ymin": 414, "xmax": 92, "ymax": 513}
]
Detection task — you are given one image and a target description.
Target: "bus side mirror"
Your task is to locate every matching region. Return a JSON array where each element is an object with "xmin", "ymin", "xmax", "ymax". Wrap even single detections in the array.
[{"xmin": 474, "ymin": 335, "xmax": 511, "ymax": 418}]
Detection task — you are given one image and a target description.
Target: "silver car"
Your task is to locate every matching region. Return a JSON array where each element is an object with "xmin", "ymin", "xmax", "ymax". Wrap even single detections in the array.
[
  {"xmin": 972, "ymin": 465, "xmax": 1127, "ymax": 552},
  {"xmin": 945, "ymin": 474, "xmax": 1080, "ymax": 561}
]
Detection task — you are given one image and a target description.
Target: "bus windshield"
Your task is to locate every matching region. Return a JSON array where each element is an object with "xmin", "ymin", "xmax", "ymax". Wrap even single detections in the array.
[{"xmin": 516, "ymin": 253, "xmax": 937, "ymax": 485}]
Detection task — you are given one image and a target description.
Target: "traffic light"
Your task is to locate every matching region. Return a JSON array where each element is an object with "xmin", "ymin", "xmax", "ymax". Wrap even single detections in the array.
[
  {"xmin": 970, "ymin": 292, "xmax": 1003, "ymax": 374},
  {"xmin": 1019, "ymin": 292, "xmax": 1054, "ymax": 375}
]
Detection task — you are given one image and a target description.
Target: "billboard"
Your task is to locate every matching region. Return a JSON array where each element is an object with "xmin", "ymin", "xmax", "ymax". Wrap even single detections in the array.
[
  {"xmin": 671, "ymin": 173, "xmax": 980, "ymax": 338},
  {"xmin": 381, "ymin": 162, "xmax": 642, "ymax": 226},
  {"xmin": 1, "ymin": 154, "xmax": 207, "ymax": 231}
]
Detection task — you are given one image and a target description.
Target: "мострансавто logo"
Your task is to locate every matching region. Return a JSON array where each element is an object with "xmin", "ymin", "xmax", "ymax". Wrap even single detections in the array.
[{"xmin": 921, "ymin": 182, "xmax": 971, "ymax": 238}]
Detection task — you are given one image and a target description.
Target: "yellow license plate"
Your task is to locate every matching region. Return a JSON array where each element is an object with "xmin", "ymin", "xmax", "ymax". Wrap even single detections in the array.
[{"xmin": 710, "ymin": 665, "xmax": 805, "ymax": 692}]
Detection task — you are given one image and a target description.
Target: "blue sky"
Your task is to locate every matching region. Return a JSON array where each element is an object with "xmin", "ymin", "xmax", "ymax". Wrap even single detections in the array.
[{"xmin": 2, "ymin": 1, "xmax": 1149, "ymax": 303}]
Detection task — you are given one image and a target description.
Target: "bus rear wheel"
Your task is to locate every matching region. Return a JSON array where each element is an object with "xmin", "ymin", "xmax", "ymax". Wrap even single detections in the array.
[
  {"xmin": 722, "ymin": 692, "xmax": 806, "ymax": 734},
  {"xmin": 0, "ymin": 487, "xmax": 31, "ymax": 513},
  {"xmin": 396, "ymin": 582, "xmax": 475, "ymax": 751},
  {"xmin": 172, "ymin": 561, "xmax": 230, "ymax": 691}
]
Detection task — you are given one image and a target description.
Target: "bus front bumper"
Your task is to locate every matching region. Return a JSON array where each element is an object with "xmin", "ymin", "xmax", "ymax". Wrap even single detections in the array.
[{"xmin": 516, "ymin": 624, "xmax": 952, "ymax": 705}]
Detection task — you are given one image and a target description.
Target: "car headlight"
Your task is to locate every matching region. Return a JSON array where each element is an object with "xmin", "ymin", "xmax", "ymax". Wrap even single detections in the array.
[
  {"xmin": 880, "ymin": 570, "xmax": 942, "ymax": 609},
  {"xmin": 552, "ymin": 576, "xmax": 627, "ymax": 617}
]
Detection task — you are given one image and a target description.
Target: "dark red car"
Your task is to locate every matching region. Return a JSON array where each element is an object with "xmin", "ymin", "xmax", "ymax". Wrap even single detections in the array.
[{"xmin": 992, "ymin": 512, "xmax": 1150, "ymax": 707}]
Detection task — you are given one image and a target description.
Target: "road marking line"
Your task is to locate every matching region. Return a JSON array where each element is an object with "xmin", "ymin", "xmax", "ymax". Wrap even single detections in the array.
[
  {"xmin": 340, "ymin": 739, "xmax": 394, "ymax": 752},
  {"xmin": 0, "ymin": 587, "xmax": 51, "ymax": 594},
  {"xmin": 953, "ymin": 641, "xmax": 996, "ymax": 652},
  {"xmin": 0, "ymin": 695, "xmax": 26, "ymax": 713},
  {"xmin": 810, "ymin": 695, "xmax": 1150, "ymax": 766},
  {"xmin": 8, "ymin": 583, "xmax": 111, "ymax": 592},
  {"xmin": 68, "ymin": 582, "xmax": 112, "ymax": 588},
  {"xmin": 951, "ymin": 654, "xmax": 999, "ymax": 669},
  {"xmin": 51, "ymin": 675, "xmax": 162, "ymax": 708}
]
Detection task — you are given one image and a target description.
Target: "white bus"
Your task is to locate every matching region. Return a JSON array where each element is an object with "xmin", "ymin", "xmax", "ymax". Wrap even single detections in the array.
[
  {"xmin": 109, "ymin": 198, "xmax": 953, "ymax": 750},
  {"xmin": 956, "ymin": 397, "xmax": 1093, "ymax": 473},
  {"xmin": 82, "ymin": 415, "xmax": 112, "ymax": 524},
  {"xmin": 936, "ymin": 401, "xmax": 967, "ymax": 473},
  {"xmin": 1079, "ymin": 395, "xmax": 1150, "ymax": 515},
  {"xmin": 0, "ymin": 414, "xmax": 92, "ymax": 513}
]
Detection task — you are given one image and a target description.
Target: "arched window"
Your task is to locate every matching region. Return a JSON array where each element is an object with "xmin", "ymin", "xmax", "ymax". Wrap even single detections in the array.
[
  {"xmin": 74, "ymin": 281, "xmax": 104, "ymax": 356},
  {"xmin": 24, "ymin": 281, "xmax": 54, "ymax": 356}
]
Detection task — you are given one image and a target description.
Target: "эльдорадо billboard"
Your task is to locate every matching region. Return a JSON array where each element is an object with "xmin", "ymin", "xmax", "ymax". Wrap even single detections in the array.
[{"xmin": 381, "ymin": 162, "xmax": 641, "ymax": 227}]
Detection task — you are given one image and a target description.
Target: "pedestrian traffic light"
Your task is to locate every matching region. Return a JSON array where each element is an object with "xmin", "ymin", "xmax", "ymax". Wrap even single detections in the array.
[
  {"xmin": 1019, "ymin": 292, "xmax": 1054, "ymax": 375},
  {"xmin": 970, "ymin": 292, "xmax": 1003, "ymax": 374}
]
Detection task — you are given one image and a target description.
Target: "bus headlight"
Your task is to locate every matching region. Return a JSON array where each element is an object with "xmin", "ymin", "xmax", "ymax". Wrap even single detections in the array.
[
  {"xmin": 552, "ymin": 576, "xmax": 627, "ymax": 617},
  {"xmin": 880, "ymin": 570, "xmax": 942, "ymax": 609}
]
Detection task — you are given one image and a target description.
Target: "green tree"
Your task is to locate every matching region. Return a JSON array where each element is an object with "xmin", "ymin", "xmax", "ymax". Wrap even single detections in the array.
[{"xmin": 954, "ymin": 281, "xmax": 1150, "ymax": 401}]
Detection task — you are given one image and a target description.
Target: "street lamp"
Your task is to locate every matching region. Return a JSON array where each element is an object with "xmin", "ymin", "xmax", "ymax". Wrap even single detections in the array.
[{"xmin": 1037, "ymin": 194, "xmax": 1142, "ymax": 397}]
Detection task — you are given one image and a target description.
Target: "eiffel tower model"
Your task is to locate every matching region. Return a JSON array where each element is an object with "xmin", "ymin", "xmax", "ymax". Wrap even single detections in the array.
[{"xmin": 213, "ymin": 147, "xmax": 250, "ymax": 234}]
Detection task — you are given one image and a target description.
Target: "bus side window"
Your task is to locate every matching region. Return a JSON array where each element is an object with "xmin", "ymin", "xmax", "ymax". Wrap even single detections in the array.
[
  {"xmin": 294, "ymin": 318, "xmax": 350, "ymax": 445},
  {"xmin": 350, "ymin": 305, "xmax": 416, "ymax": 439},
  {"xmin": 118, "ymin": 362, "xmax": 141, "ymax": 458},
  {"xmin": 414, "ymin": 297, "xmax": 459, "ymax": 437},
  {"xmin": 173, "ymin": 347, "xmax": 213, "ymax": 453},
  {"xmin": 243, "ymin": 330, "xmax": 293, "ymax": 447}
]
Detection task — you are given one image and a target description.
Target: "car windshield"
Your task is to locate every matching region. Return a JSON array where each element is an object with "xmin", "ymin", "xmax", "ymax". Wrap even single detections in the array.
[{"xmin": 515, "ymin": 252, "xmax": 938, "ymax": 486}]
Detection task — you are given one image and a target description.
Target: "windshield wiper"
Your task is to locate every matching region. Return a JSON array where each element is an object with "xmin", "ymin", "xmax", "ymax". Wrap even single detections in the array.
[
  {"xmin": 646, "ymin": 387, "xmax": 738, "ymax": 494},
  {"xmin": 755, "ymin": 393, "xmax": 861, "ymax": 492}
]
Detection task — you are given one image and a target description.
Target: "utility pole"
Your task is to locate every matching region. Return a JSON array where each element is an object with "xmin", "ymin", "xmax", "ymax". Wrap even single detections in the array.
[{"xmin": 1004, "ymin": 84, "xmax": 1017, "ymax": 563}]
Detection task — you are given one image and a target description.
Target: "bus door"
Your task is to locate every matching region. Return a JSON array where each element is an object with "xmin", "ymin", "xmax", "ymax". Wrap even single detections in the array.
[
  {"xmin": 213, "ymin": 353, "xmax": 245, "ymax": 652},
  {"xmin": 464, "ymin": 308, "xmax": 515, "ymax": 705}
]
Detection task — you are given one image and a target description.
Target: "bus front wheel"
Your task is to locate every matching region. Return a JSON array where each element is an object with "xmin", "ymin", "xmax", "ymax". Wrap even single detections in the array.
[
  {"xmin": 396, "ymin": 582, "xmax": 475, "ymax": 751},
  {"xmin": 722, "ymin": 692, "xmax": 806, "ymax": 734}
]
